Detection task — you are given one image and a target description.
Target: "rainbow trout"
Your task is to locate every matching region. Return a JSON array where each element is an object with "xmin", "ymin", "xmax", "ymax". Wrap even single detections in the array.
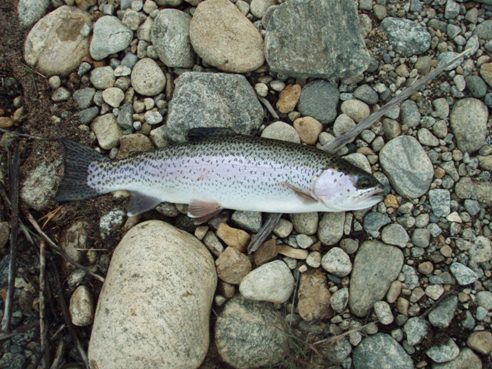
[{"xmin": 56, "ymin": 129, "xmax": 383, "ymax": 222}]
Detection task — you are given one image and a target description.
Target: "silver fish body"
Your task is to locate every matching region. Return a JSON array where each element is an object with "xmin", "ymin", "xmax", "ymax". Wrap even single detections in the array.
[{"xmin": 56, "ymin": 134, "xmax": 384, "ymax": 217}]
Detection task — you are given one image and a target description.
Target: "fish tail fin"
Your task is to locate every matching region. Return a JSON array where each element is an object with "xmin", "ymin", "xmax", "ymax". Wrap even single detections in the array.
[{"xmin": 56, "ymin": 140, "xmax": 106, "ymax": 202}]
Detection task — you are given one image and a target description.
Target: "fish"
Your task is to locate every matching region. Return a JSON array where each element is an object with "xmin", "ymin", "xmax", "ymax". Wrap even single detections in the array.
[{"xmin": 55, "ymin": 128, "xmax": 384, "ymax": 223}]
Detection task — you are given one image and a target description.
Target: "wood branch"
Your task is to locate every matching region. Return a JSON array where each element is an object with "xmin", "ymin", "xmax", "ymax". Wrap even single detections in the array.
[
  {"xmin": 1, "ymin": 141, "xmax": 20, "ymax": 332},
  {"xmin": 321, "ymin": 48, "xmax": 472, "ymax": 153},
  {"xmin": 39, "ymin": 240, "xmax": 49, "ymax": 369}
]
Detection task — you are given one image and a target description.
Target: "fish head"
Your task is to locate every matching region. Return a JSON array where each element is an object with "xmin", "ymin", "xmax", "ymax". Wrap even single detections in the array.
[{"xmin": 313, "ymin": 165, "xmax": 384, "ymax": 211}]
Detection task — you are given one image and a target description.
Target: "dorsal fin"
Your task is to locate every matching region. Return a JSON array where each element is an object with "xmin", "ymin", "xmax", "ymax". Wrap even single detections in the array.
[{"xmin": 187, "ymin": 127, "xmax": 237, "ymax": 141}]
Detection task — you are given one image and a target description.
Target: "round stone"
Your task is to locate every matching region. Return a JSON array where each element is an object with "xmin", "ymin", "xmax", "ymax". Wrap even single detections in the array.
[
  {"xmin": 380, "ymin": 17, "xmax": 431, "ymax": 56},
  {"xmin": 293, "ymin": 116, "xmax": 322, "ymax": 145},
  {"xmin": 379, "ymin": 135, "xmax": 434, "ymax": 198},
  {"xmin": 24, "ymin": 6, "xmax": 91, "ymax": 75},
  {"xmin": 450, "ymin": 98, "xmax": 488, "ymax": 153},
  {"xmin": 190, "ymin": 0, "xmax": 264, "ymax": 73},
  {"xmin": 298, "ymin": 80, "xmax": 339, "ymax": 124},
  {"xmin": 239, "ymin": 260, "xmax": 294, "ymax": 303},
  {"xmin": 90, "ymin": 66, "xmax": 115, "ymax": 89},
  {"xmin": 340, "ymin": 99, "xmax": 370, "ymax": 122},
  {"xmin": 131, "ymin": 58, "xmax": 166, "ymax": 96},
  {"xmin": 321, "ymin": 247, "xmax": 352, "ymax": 277},
  {"xmin": 91, "ymin": 113, "xmax": 122, "ymax": 150},
  {"xmin": 467, "ymin": 331, "xmax": 492, "ymax": 355},
  {"xmin": 102, "ymin": 87, "xmax": 125, "ymax": 108},
  {"xmin": 381, "ymin": 224, "xmax": 409, "ymax": 248},
  {"xmin": 90, "ymin": 16, "xmax": 133, "ymax": 60},
  {"xmin": 276, "ymin": 84, "xmax": 301, "ymax": 113},
  {"xmin": 69, "ymin": 285, "xmax": 94, "ymax": 326}
]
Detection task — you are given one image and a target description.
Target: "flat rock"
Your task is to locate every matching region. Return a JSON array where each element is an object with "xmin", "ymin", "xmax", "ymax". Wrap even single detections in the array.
[
  {"xmin": 449, "ymin": 262, "xmax": 478, "ymax": 285},
  {"xmin": 88, "ymin": 221, "xmax": 217, "ymax": 369},
  {"xmin": 24, "ymin": 6, "xmax": 91, "ymax": 75},
  {"xmin": 297, "ymin": 80, "xmax": 339, "ymax": 124},
  {"xmin": 381, "ymin": 17, "xmax": 431, "ymax": 57},
  {"xmin": 353, "ymin": 333, "xmax": 414, "ymax": 369},
  {"xmin": 297, "ymin": 269, "xmax": 331, "ymax": 321},
  {"xmin": 91, "ymin": 113, "xmax": 122, "ymax": 150},
  {"xmin": 90, "ymin": 16, "xmax": 133, "ymax": 60},
  {"xmin": 151, "ymin": 9, "xmax": 194, "ymax": 68},
  {"xmin": 426, "ymin": 337, "xmax": 460, "ymax": 363},
  {"xmin": 239, "ymin": 260, "xmax": 294, "ymax": 303},
  {"xmin": 455, "ymin": 177, "xmax": 492, "ymax": 206},
  {"xmin": 379, "ymin": 135, "xmax": 434, "ymax": 198},
  {"xmin": 190, "ymin": 0, "xmax": 264, "ymax": 73},
  {"xmin": 21, "ymin": 156, "xmax": 62, "ymax": 211},
  {"xmin": 131, "ymin": 58, "xmax": 166, "ymax": 96},
  {"xmin": 432, "ymin": 348, "xmax": 482, "ymax": 369},
  {"xmin": 18, "ymin": 0, "xmax": 50, "ymax": 27},
  {"xmin": 261, "ymin": 121, "xmax": 300, "ymax": 143},
  {"xmin": 450, "ymin": 98, "xmax": 488, "ymax": 153},
  {"xmin": 215, "ymin": 296, "xmax": 289, "ymax": 369},
  {"xmin": 166, "ymin": 72, "xmax": 264, "ymax": 142},
  {"xmin": 349, "ymin": 240, "xmax": 404, "ymax": 317},
  {"xmin": 428, "ymin": 295, "xmax": 458, "ymax": 328},
  {"xmin": 381, "ymin": 224, "xmax": 409, "ymax": 248},
  {"xmin": 404, "ymin": 317, "xmax": 429, "ymax": 346},
  {"xmin": 216, "ymin": 247, "xmax": 252, "ymax": 285},
  {"xmin": 265, "ymin": 0, "xmax": 370, "ymax": 79}
]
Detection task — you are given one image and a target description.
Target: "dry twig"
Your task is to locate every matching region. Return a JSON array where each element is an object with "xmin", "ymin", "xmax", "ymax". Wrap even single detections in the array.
[
  {"xmin": 39, "ymin": 240, "xmax": 49, "ymax": 369},
  {"xmin": 1, "ymin": 141, "xmax": 20, "ymax": 332}
]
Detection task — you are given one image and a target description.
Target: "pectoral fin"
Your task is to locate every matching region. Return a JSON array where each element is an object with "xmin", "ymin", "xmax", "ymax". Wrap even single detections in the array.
[
  {"xmin": 127, "ymin": 192, "xmax": 162, "ymax": 216},
  {"xmin": 283, "ymin": 182, "xmax": 319, "ymax": 203},
  {"xmin": 188, "ymin": 199, "xmax": 222, "ymax": 224}
]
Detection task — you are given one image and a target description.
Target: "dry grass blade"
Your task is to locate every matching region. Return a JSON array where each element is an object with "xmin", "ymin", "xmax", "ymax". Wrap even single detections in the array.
[
  {"xmin": 49, "ymin": 339, "xmax": 65, "ymax": 369},
  {"xmin": 1, "ymin": 140, "xmax": 20, "ymax": 332},
  {"xmin": 312, "ymin": 321, "xmax": 375, "ymax": 346},
  {"xmin": 39, "ymin": 206, "xmax": 63, "ymax": 229}
]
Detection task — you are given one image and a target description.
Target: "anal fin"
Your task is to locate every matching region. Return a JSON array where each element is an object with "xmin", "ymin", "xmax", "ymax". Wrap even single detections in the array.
[
  {"xmin": 283, "ymin": 182, "xmax": 319, "ymax": 203},
  {"xmin": 188, "ymin": 199, "xmax": 222, "ymax": 224},
  {"xmin": 127, "ymin": 192, "xmax": 162, "ymax": 216}
]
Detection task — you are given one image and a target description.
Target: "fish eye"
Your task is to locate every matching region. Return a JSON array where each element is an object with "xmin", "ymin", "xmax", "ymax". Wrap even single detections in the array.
[{"xmin": 356, "ymin": 175, "xmax": 374, "ymax": 189}]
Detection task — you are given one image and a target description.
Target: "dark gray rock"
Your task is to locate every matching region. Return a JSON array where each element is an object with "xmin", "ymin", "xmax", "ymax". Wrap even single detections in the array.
[
  {"xmin": 298, "ymin": 80, "xmax": 339, "ymax": 124},
  {"xmin": 381, "ymin": 17, "xmax": 431, "ymax": 57},
  {"xmin": 429, "ymin": 189, "xmax": 451, "ymax": 217},
  {"xmin": 363, "ymin": 212, "xmax": 391, "ymax": 238},
  {"xmin": 151, "ymin": 9, "xmax": 194, "ymax": 68},
  {"xmin": 264, "ymin": 0, "xmax": 370, "ymax": 80},
  {"xmin": 166, "ymin": 72, "xmax": 264, "ymax": 142},
  {"xmin": 353, "ymin": 333, "xmax": 414, "ymax": 369},
  {"xmin": 353, "ymin": 84, "xmax": 379, "ymax": 105},
  {"xmin": 475, "ymin": 20, "xmax": 492, "ymax": 40},
  {"xmin": 77, "ymin": 106, "xmax": 99, "ymax": 124},
  {"xmin": 450, "ymin": 98, "xmax": 488, "ymax": 153},
  {"xmin": 400, "ymin": 100, "xmax": 421, "ymax": 128},
  {"xmin": 465, "ymin": 76, "xmax": 487, "ymax": 98},
  {"xmin": 73, "ymin": 87, "xmax": 96, "ymax": 109},
  {"xmin": 117, "ymin": 102, "xmax": 134, "ymax": 130},
  {"xmin": 349, "ymin": 241, "xmax": 404, "ymax": 317},
  {"xmin": 215, "ymin": 296, "xmax": 289, "ymax": 369},
  {"xmin": 379, "ymin": 135, "xmax": 433, "ymax": 198},
  {"xmin": 428, "ymin": 295, "xmax": 458, "ymax": 328}
]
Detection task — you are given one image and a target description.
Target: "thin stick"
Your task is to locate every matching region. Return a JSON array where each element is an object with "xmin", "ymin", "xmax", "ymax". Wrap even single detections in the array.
[
  {"xmin": 321, "ymin": 49, "xmax": 472, "ymax": 153},
  {"xmin": 39, "ymin": 240, "xmax": 49, "ymax": 369},
  {"xmin": 25, "ymin": 211, "xmax": 105, "ymax": 283},
  {"xmin": 247, "ymin": 212, "xmax": 282, "ymax": 254},
  {"xmin": 50, "ymin": 263, "xmax": 90, "ymax": 369},
  {"xmin": 49, "ymin": 339, "xmax": 64, "ymax": 369},
  {"xmin": 1, "ymin": 141, "xmax": 20, "ymax": 332},
  {"xmin": 0, "ymin": 127, "xmax": 52, "ymax": 141}
]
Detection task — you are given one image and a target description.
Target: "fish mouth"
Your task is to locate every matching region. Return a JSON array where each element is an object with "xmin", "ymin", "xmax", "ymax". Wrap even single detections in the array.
[{"xmin": 363, "ymin": 187, "xmax": 385, "ymax": 202}]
